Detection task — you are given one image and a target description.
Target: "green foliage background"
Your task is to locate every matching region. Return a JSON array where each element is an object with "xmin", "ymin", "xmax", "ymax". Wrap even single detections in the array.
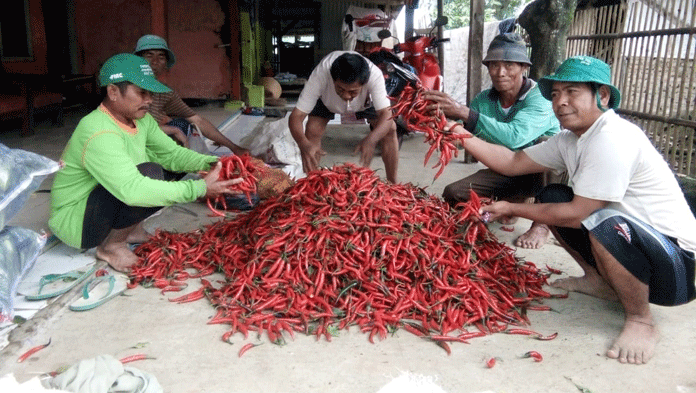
[{"xmin": 432, "ymin": 0, "xmax": 527, "ymax": 29}]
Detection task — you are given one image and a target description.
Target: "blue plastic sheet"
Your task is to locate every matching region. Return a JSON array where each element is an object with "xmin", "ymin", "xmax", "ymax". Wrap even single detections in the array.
[
  {"xmin": 0, "ymin": 143, "xmax": 60, "ymax": 230},
  {"xmin": 0, "ymin": 226, "xmax": 46, "ymax": 319}
]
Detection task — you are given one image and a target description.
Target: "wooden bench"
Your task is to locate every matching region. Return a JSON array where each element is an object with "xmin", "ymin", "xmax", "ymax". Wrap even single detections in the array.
[{"xmin": 0, "ymin": 75, "xmax": 63, "ymax": 136}]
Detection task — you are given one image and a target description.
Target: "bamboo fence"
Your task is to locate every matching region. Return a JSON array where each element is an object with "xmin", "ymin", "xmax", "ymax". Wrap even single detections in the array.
[{"xmin": 567, "ymin": 0, "xmax": 696, "ymax": 177}]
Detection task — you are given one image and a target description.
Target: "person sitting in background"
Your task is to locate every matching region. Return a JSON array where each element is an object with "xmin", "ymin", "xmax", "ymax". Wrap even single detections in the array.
[
  {"xmin": 452, "ymin": 55, "xmax": 696, "ymax": 364},
  {"xmin": 49, "ymin": 54, "xmax": 242, "ymax": 272},
  {"xmin": 423, "ymin": 33, "xmax": 560, "ymax": 249},
  {"xmin": 134, "ymin": 34, "xmax": 247, "ymax": 155}
]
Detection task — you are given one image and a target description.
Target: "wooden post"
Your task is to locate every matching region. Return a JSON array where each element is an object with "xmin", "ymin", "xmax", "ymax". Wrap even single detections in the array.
[
  {"xmin": 437, "ymin": 0, "xmax": 444, "ymax": 78},
  {"xmin": 150, "ymin": 0, "xmax": 168, "ymax": 38},
  {"xmin": 229, "ymin": 0, "xmax": 242, "ymax": 99},
  {"xmin": 405, "ymin": 2, "xmax": 414, "ymax": 39},
  {"xmin": 465, "ymin": 0, "xmax": 485, "ymax": 163},
  {"xmin": 467, "ymin": 0, "xmax": 485, "ymax": 106}
]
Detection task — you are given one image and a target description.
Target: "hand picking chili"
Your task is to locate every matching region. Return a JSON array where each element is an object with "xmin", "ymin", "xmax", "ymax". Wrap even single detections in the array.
[
  {"xmin": 206, "ymin": 154, "xmax": 259, "ymax": 215},
  {"xmin": 391, "ymin": 84, "xmax": 472, "ymax": 179}
]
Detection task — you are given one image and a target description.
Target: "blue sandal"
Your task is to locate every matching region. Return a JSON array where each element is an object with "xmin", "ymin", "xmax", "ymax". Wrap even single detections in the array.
[
  {"xmin": 69, "ymin": 273, "xmax": 128, "ymax": 311},
  {"xmin": 25, "ymin": 264, "xmax": 98, "ymax": 301}
]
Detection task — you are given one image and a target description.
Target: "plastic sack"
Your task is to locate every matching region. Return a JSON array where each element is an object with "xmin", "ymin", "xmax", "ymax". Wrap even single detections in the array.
[
  {"xmin": 237, "ymin": 114, "xmax": 303, "ymax": 179},
  {"xmin": 0, "ymin": 226, "xmax": 46, "ymax": 320},
  {"xmin": 187, "ymin": 124, "xmax": 210, "ymax": 155},
  {"xmin": 0, "ymin": 143, "xmax": 60, "ymax": 231}
]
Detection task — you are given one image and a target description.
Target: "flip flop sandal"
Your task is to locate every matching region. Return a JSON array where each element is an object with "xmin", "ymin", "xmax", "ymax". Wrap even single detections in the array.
[
  {"xmin": 25, "ymin": 264, "xmax": 98, "ymax": 301},
  {"xmin": 69, "ymin": 274, "xmax": 128, "ymax": 312}
]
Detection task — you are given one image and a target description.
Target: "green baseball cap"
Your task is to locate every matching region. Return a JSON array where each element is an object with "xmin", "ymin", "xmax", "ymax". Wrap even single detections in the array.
[
  {"xmin": 98, "ymin": 53, "xmax": 171, "ymax": 93},
  {"xmin": 538, "ymin": 55, "xmax": 621, "ymax": 109},
  {"xmin": 134, "ymin": 34, "xmax": 176, "ymax": 68}
]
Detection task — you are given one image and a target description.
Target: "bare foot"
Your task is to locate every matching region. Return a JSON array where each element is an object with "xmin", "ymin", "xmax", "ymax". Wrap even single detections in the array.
[
  {"xmin": 125, "ymin": 222, "xmax": 152, "ymax": 244},
  {"xmin": 550, "ymin": 274, "xmax": 619, "ymax": 302},
  {"xmin": 96, "ymin": 243, "xmax": 138, "ymax": 273},
  {"xmin": 514, "ymin": 222, "xmax": 551, "ymax": 249},
  {"xmin": 607, "ymin": 318, "xmax": 660, "ymax": 364}
]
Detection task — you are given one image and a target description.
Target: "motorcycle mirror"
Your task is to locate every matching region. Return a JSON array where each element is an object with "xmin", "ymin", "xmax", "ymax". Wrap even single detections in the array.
[
  {"xmin": 377, "ymin": 29, "xmax": 392, "ymax": 40},
  {"xmin": 429, "ymin": 16, "xmax": 449, "ymax": 35},
  {"xmin": 434, "ymin": 16, "xmax": 449, "ymax": 27}
]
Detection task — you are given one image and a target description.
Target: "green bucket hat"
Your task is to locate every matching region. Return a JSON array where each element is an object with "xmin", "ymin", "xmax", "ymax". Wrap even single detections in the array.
[
  {"xmin": 134, "ymin": 34, "xmax": 176, "ymax": 68},
  {"xmin": 482, "ymin": 33, "xmax": 531, "ymax": 66},
  {"xmin": 98, "ymin": 53, "xmax": 171, "ymax": 93},
  {"xmin": 538, "ymin": 55, "xmax": 621, "ymax": 110}
]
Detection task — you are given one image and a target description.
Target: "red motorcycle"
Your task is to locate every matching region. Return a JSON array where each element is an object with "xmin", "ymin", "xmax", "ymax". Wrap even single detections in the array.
[
  {"xmin": 365, "ymin": 17, "xmax": 449, "ymax": 147},
  {"xmin": 385, "ymin": 16, "xmax": 449, "ymax": 91}
]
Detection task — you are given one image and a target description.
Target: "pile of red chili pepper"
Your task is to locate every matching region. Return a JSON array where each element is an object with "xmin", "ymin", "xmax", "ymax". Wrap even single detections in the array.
[
  {"xmin": 391, "ymin": 84, "xmax": 471, "ymax": 180},
  {"xmin": 131, "ymin": 163, "xmax": 558, "ymax": 354},
  {"xmin": 207, "ymin": 154, "xmax": 259, "ymax": 216}
]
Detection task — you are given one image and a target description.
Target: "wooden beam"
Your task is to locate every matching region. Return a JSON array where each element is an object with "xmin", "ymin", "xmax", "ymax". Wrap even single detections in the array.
[
  {"xmin": 150, "ymin": 0, "xmax": 168, "ymax": 37},
  {"xmin": 437, "ymin": 0, "xmax": 444, "ymax": 78},
  {"xmin": 405, "ymin": 2, "xmax": 414, "ymax": 39},
  {"xmin": 467, "ymin": 0, "xmax": 485, "ymax": 105},
  {"xmin": 229, "ymin": 0, "xmax": 241, "ymax": 99}
]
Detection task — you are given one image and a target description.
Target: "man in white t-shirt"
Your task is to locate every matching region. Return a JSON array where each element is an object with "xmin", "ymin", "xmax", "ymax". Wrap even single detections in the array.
[
  {"xmin": 448, "ymin": 56, "xmax": 696, "ymax": 365},
  {"xmin": 289, "ymin": 51, "xmax": 398, "ymax": 183}
]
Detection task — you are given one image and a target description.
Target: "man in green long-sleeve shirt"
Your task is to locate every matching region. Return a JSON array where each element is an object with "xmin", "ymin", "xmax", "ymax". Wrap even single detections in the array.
[
  {"xmin": 49, "ymin": 53, "xmax": 241, "ymax": 272},
  {"xmin": 424, "ymin": 33, "xmax": 560, "ymax": 249}
]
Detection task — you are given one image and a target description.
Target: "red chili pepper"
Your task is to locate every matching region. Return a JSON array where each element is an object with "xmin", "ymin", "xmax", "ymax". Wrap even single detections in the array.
[
  {"xmin": 486, "ymin": 357, "xmax": 497, "ymax": 368},
  {"xmin": 17, "ymin": 338, "xmax": 51, "ymax": 363},
  {"xmin": 238, "ymin": 342, "xmax": 260, "ymax": 357},
  {"xmin": 523, "ymin": 351, "xmax": 543, "ymax": 362},
  {"xmin": 536, "ymin": 332, "xmax": 558, "ymax": 341},
  {"xmin": 119, "ymin": 354, "xmax": 155, "ymax": 364}
]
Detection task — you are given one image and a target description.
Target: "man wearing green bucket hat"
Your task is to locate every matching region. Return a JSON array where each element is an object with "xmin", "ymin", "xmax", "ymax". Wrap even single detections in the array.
[
  {"xmin": 423, "ymin": 32, "xmax": 560, "ymax": 250},
  {"xmin": 449, "ymin": 55, "xmax": 696, "ymax": 364},
  {"xmin": 134, "ymin": 34, "xmax": 247, "ymax": 156},
  {"xmin": 49, "ymin": 53, "xmax": 243, "ymax": 273}
]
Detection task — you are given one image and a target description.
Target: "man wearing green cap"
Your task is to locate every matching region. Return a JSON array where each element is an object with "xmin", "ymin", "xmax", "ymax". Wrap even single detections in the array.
[
  {"xmin": 423, "ymin": 32, "xmax": 560, "ymax": 249},
  {"xmin": 134, "ymin": 34, "xmax": 247, "ymax": 156},
  {"xmin": 49, "ymin": 53, "xmax": 243, "ymax": 273},
  {"xmin": 449, "ymin": 55, "xmax": 696, "ymax": 364}
]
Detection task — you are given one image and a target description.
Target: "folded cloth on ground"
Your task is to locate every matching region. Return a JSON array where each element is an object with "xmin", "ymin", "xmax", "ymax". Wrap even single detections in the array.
[{"xmin": 44, "ymin": 354, "xmax": 163, "ymax": 393}]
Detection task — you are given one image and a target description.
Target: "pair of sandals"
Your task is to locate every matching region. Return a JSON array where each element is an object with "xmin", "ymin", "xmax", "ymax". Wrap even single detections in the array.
[{"xmin": 25, "ymin": 264, "xmax": 128, "ymax": 311}]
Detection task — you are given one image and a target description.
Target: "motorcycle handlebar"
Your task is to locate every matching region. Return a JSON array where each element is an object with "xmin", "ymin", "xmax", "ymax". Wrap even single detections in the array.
[
  {"xmin": 392, "ymin": 37, "xmax": 450, "ymax": 53},
  {"xmin": 431, "ymin": 38, "xmax": 450, "ymax": 47}
]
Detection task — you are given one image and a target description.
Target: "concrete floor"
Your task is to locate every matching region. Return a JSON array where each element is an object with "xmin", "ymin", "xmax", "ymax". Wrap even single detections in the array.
[{"xmin": 1, "ymin": 104, "xmax": 696, "ymax": 392}]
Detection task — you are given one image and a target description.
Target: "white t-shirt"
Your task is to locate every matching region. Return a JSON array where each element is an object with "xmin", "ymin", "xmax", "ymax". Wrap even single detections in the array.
[
  {"xmin": 524, "ymin": 110, "xmax": 696, "ymax": 253},
  {"xmin": 295, "ymin": 51, "xmax": 391, "ymax": 115}
]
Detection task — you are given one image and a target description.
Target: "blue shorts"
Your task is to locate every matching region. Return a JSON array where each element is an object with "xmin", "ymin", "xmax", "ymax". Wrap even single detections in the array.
[{"xmin": 538, "ymin": 184, "xmax": 696, "ymax": 306}]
